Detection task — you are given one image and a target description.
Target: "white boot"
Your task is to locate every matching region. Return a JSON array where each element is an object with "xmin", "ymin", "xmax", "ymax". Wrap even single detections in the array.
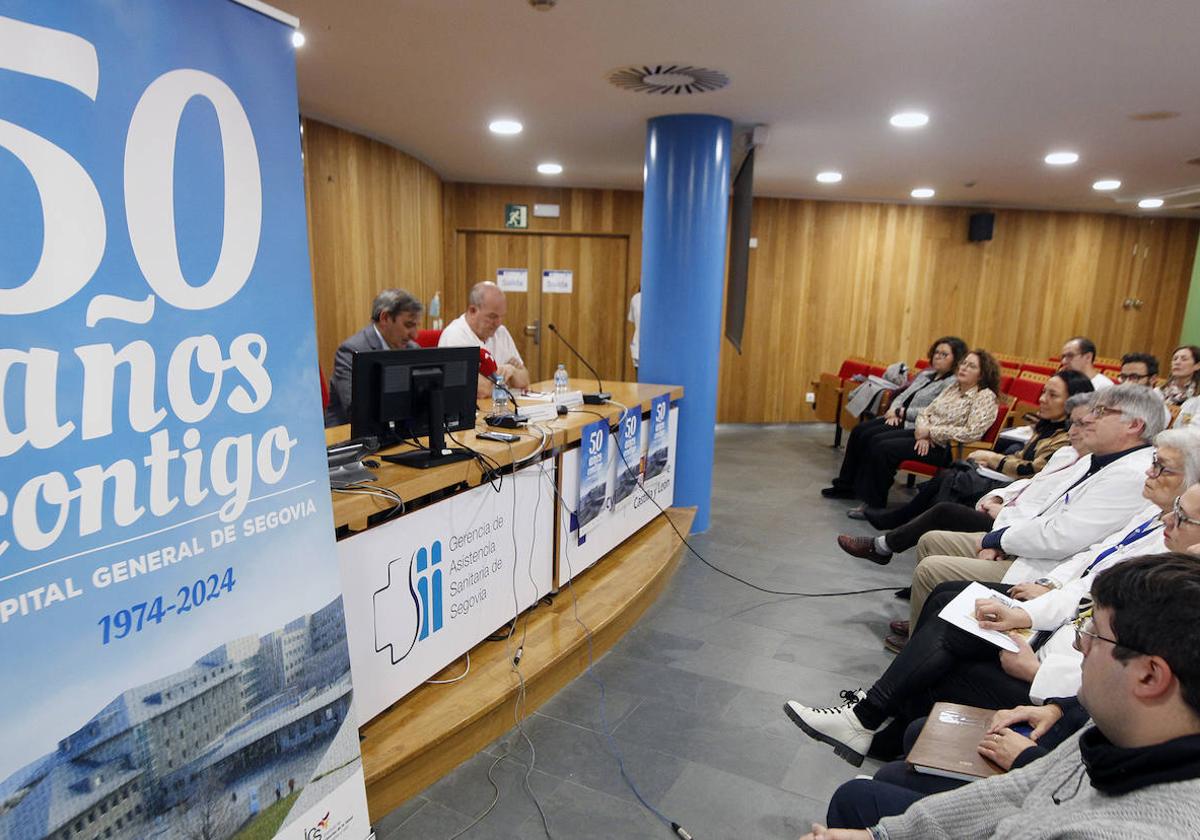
[{"xmin": 783, "ymin": 689, "xmax": 879, "ymax": 767}]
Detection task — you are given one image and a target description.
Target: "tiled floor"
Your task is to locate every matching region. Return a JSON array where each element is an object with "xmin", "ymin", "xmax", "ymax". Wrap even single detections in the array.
[{"xmin": 375, "ymin": 424, "xmax": 917, "ymax": 840}]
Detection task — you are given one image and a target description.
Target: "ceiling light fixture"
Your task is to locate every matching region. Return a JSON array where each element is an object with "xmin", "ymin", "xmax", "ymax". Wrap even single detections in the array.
[
  {"xmin": 291, "ymin": 30, "xmax": 306, "ymax": 48},
  {"xmin": 911, "ymin": 187, "xmax": 935, "ymax": 199},
  {"xmin": 1138, "ymin": 198, "xmax": 1164, "ymax": 209},
  {"xmin": 890, "ymin": 111, "xmax": 929, "ymax": 128},
  {"xmin": 488, "ymin": 119, "xmax": 523, "ymax": 135},
  {"xmin": 537, "ymin": 162, "xmax": 563, "ymax": 175},
  {"xmin": 1044, "ymin": 151, "xmax": 1079, "ymax": 165},
  {"xmin": 1092, "ymin": 179, "xmax": 1121, "ymax": 191},
  {"xmin": 816, "ymin": 171, "xmax": 843, "ymax": 183}
]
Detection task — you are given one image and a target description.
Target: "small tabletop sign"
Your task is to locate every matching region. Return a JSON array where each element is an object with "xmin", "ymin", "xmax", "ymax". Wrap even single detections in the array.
[{"xmin": 505, "ymin": 203, "xmax": 529, "ymax": 229}]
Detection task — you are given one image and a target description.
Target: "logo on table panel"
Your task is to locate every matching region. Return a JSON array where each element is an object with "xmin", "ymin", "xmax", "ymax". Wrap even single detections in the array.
[
  {"xmin": 305, "ymin": 812, "xmax": 331, "ymax": 840},
  {"xmin": 373, "ymin": 540, "xmax": 444, "ymax": 663}
]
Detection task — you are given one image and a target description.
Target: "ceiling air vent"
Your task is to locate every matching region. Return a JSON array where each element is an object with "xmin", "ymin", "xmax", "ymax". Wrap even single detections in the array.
[{"xmin": 607, "ymin": 64, "xmax": 729, "ymax": 95}]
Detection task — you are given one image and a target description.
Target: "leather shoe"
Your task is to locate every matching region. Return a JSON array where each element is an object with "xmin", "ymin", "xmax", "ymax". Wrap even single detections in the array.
[
  {"xmin": 883, "ymin": 634, "xmax": 908, "ymax": 654},
  {"xmin": 821, "ymin": 485, "xmax": 856, "ymax": 499},
  {"xmin": 888, "ymin": 619, "xmax": 910, "ymax": 637},
  {"xmin": 836, "ymin": 535, "xmax": 891, "ymax": 565}
]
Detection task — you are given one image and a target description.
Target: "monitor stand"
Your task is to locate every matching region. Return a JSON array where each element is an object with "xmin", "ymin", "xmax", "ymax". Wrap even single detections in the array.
[{"xmin": 382, "ymin": 387, "xmax": 474, "ymax": 469}]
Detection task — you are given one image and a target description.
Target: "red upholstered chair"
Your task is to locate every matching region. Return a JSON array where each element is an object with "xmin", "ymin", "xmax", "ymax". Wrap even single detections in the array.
[
  {"xmin": 1006, "ymin": 374, "xmax": 1047, "ymax": 406},
  {"xmin": 899, "ymin": 402, "xmax": 1012, "ymax": 485},
  {"xmin": 414, "ymin": 329, "xmax": 443, "ymax": 348},
  {"xmin": 811, "ymin": 357, "xmax": 875, "ymax": 444},
  {"xmin": 1020, "ymin": 362, "xmax": 1058, "ymax": 377}
]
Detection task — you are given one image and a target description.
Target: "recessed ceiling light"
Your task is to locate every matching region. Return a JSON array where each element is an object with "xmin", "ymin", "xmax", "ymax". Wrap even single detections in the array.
[
  {"xmin": 489, "ymin": 119, "xmax": 523, "ymax": 135},
  {"xmin": 1044, "ymin": 151, "xmax": 1079, "ymax": 165},
  {"xmin": 537, "ymin": 162, "xmax": 563, "ymax": 175},
  {"xmin": 1138, "ymin": 198, "xmax": 1164, "ymax": 209},
  {"xmin": 910, "ymin": 187, "xmax": 935, "ymax": 199},
  {"xmin": 816, "ymin": 171, "xmax": 843, "ymax": 184},
  {"xmin": 291, "ymin": 30, "xmax": 306, "ymax": 48},
  {"xmin": 1092, "ymin": 179, "xmax": 1121, "ymax": 191},
  {"xmin": 890, "ymin": 111, "xmax": 929, "ymax": 128}
]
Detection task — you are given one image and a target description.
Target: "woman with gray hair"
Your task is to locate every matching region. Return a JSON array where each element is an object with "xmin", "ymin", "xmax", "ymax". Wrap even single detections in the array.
[{"xmin": 784, "ymin": 425, "xmax": 1200, "ymax": 767}]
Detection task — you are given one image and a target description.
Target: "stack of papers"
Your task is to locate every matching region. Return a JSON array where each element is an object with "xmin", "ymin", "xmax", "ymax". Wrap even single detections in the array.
[{"xmin": 937, "ymin": 582, "xmax": 1032, "ymax": 653}]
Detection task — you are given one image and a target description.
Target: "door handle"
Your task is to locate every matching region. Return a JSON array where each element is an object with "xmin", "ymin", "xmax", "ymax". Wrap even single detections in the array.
[{"xmin": 524, "ymin": 319, "xmax": 541, "ymax": 345}]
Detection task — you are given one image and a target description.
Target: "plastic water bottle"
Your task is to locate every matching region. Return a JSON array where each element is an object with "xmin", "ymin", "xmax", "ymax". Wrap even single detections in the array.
[
  {"xmin": 491, "ymin": 374, "xmax": 510, "ymax": 414},
  {"xmin": 429, "ymin": 291, "xmax": 442, "ymax": 330},
  {"xmin": 554, "ymin": 364, "xmax": 569, "ymax": 401}
]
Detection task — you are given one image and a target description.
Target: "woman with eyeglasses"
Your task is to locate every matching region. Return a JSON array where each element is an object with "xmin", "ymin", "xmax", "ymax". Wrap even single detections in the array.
[
  {"xmin": 785, "ymin": 427, "xmax": 1200, "ymax": 768},
  {"xmin": 826, "ymin": 348, "xmax": 1000, "ymax": 515},
  {"xmin": 823, "ymin": 337, "xmax": 967, "ymax": 502},
  {"xmin": 1159, "ymin": 345, "xmax": 1200, "ymax": 406}
]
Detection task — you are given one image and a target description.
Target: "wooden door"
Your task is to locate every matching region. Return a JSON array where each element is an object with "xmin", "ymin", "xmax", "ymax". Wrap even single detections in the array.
[
  {"xmin": 537, "ymin": 235, "xmax": 629, "ymax": 387},
  {"xmin": 458, "ymin": 232, "xmax": 542, "ymax": 379}
]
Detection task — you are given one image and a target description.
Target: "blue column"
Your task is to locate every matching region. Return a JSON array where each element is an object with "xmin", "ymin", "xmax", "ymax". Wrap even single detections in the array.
[{"xmin": 639, "ymin": 114, "xmax": 731, "ymax": 533}]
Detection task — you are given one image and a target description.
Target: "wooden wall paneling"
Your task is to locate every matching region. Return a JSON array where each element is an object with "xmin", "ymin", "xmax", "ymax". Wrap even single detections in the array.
[
  {"xmin": 537, "ymin": 235, "xmax": 629, "ymax": 384},
  {"xmin": 303, "ymin": 118, "xmax": 444, "ymax": 378},
  {"xmin": 1135, "ymin": 218, "xmax": 1200, "ymax": 363},
  {"xmin": 713, "ymin": 199, "xmax": 1197, "ymax": 424},
  {"xmin": 457, "ymin": 232, "xmax": 543, "ymax": 378},
  {"xmin": 443, "ymin": 183, "xmax": 643, "ymax": 382}
]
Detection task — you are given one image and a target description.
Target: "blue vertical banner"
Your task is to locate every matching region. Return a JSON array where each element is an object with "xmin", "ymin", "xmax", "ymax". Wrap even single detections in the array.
[
  {"xmin": 645, "ymin": 394, "xmax": 671, "ymax": 479},
  {"xmin": 612, "ymin": 407, "xmax": 642, "ymax": 511},
  {"xmin": 0, "ymin": 2, "xmax": 369, "ymax": 839},
  {"xmin": 575, "ymin": 417, "xmax": 611, "ymax": 543}
]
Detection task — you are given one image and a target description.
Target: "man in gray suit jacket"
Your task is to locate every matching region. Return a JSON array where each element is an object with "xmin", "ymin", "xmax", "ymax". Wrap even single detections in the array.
[{"xmin": 325, "ymin": 288, "xmax": 423, "ymax": 426}]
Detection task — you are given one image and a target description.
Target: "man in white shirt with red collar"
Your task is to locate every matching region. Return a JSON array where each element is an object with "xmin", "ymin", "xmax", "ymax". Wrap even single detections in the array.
[{"xmin": 439, "ymin": 281, "xmax": 530, "ymax": 397}]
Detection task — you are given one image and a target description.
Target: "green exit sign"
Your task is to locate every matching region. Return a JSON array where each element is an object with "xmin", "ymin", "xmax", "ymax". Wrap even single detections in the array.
[{"xmin": 504, "ymin": 203, "xmax": 528, "ymax": 229}]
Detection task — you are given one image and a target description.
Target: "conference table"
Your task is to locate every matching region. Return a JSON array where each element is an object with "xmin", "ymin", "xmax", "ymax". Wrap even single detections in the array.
[{"xmin": 325, "ymin": 380, "xmax": 688, "ymax": 819}]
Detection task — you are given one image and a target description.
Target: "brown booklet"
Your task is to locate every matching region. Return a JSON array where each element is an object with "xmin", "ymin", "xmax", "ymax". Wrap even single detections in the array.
[{"xmin": 906, "ymin": 702, "xmax": 1005, "ymax": 781}]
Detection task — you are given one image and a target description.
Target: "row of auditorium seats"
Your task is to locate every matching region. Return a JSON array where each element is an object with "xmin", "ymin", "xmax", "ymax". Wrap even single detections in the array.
[{"xmin": 811, "ymin": 353, "xmax": 1130, "ymax": 447}]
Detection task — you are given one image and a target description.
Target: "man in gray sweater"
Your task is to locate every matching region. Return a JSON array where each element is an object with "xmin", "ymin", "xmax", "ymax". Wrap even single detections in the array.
[{"xmin": 801, "ymin": 552, "xmax": 1200, "ymax": 840}]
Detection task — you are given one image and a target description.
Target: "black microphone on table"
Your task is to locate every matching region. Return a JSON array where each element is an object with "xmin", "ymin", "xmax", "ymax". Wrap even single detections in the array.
[{"xmin": 546, "ymin": 323, "xmax": 611, "ymax": 405}]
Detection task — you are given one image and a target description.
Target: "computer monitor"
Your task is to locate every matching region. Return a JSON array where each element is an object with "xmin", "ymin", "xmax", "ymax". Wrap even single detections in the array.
[{"xmin": 349, "ymin": 346, "xmax": 479, "ymax": 469}]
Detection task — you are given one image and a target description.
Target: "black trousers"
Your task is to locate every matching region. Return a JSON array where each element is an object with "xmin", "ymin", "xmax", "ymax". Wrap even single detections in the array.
[
  {"xmin": 884, "ymin": 501, "xmax": 997, "ymax": 553},
  {"xmin": 832, "ymin": 417, "xmax": 896, "ymax": 489},
  {"xmin": 855, "ymin": 580, "xmax": 1031, "ymax": 756},
  {"xmin": 854, "ymin": 430, "xmax": 952, "ymax": 509},
  {"xmin": 825, "ymin": 778, "xmax": 923, "ymax": 830}
]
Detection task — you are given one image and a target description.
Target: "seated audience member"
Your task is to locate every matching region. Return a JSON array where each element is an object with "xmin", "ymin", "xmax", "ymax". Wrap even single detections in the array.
[
  {"xmin": 826, "ymin": 698, "xmax": 1090, "ymax": 825},
  {"xmin": 1160, "ymin": 344, "xmax": 1200, "ymax": 406},
  {"xmin": 439, "ymin": 281, "xmax": 531, "ymax": 397},
  {"xmin": 964, "ymin": 369, "xmax": 1092, "ymax": 477},
  {"xmin": 825, "ymin": 350, "xmax": 1000, "ymax": 514},
  {"xmin": 801, "ymin": 553, "xmax": 1200, "ymax": 840},
  {"xmin": 823, "ymin": 338, "xmax": 967, "ymax": 500},
  {"xmin": 784, "ymin": 453, "xmax": 1197, "ymax": 769},
  {"xmin": 838, "ymin": 375, "xmax": 1094, "ymax": 566},
  {"xmin": 1176, "ymin": 394, "xmax": 1200, "ymax": 428},
  {"xmin": 904, "ymin": 384, "xmax": 1163, "ymax": 629},
  {"xmin": 1117, "ymin": 351, "xmax": 1159, "ymax": 386},
  {"xmin": 325, "ymin": 288, "xmax": 423, "ymax": 426},
  {"xmin": 1059, "ymin": 335, "xmax": 1113, "ymax": 390}
]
